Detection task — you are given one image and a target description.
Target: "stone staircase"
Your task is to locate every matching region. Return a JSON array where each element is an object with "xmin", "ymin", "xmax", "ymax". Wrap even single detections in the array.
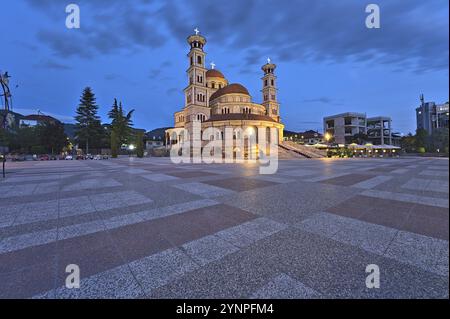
[
  {"xmin": 277, "ymin": 144, "xmax": 307, "ymax": 159},
  {"xmin": 281, "ymin": 141, "xmax": 326, "ymax": 159}
]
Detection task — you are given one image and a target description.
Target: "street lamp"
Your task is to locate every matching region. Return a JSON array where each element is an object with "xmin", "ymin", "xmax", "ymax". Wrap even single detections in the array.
[{"xmin": 324, "ymin": 132, "xmax": 332, "ymax": 143}]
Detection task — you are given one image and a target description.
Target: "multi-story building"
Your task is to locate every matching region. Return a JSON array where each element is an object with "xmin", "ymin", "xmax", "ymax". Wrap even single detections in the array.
[
  {"xmin": 323, "ymin": 112, "xmax": 367, "ymax": 145},
  {"xmin": 416, "ymin": 95, "xmax": 449, "ymax": 134},
  {"xmin": 367, "ymin": 116, "xmax": 392, "ymax": 145},
  {"xmin": 324, "ymin": 113, "xmax": 397, "ymax": 145}
]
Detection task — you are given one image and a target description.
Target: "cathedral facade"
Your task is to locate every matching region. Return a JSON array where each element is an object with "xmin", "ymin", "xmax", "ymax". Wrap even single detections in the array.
[{"xmin": 166, "ymin": 30, "xmax": 284, "ymax": 159}]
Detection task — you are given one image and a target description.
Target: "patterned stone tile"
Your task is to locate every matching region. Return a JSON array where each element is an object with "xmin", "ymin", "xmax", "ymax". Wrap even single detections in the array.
[{"xmin": 249, "ymin": 273, "xmax": 321, "ymax": 299}]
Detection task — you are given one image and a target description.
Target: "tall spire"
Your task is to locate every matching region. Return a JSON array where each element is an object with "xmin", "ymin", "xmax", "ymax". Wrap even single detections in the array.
[{"xmin": 261, "ymin": 59, "xmax": 279, "ymax": 122}]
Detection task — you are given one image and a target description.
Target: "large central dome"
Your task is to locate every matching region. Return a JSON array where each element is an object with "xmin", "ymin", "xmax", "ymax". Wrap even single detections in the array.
[
  {"xmin": 206, "ymin": 69, "xmax": 225, "ymax": 79},
  {"xmin": 209, "ymin": 83, "xmax": 250, "ymax": 101}
]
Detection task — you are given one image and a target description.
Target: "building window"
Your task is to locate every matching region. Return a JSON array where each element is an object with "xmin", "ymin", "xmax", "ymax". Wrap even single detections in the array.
[
  {"xmin": 265, "ymin": 80, "xmax": 268, "ymax": 87},
  {"xmin": 190, "ymin": 56, "xmax": 193, "ymax": 65},
  {"xmin": 212, "ymin": 82, "xmax": 215, "ymax": 89},
  {"xmin": 197, "ymin": 114, "xmax": 206, "ymax": 122},
  {"xmin": 197, "ymin": 56, "xmax": 202, "ymax": 65},
  {"xmin": 197, "ymin": 93, "xmax": 205, "ymax": 102},
  {"xmin": 271, "ymin": 79, "xmax": 274, "ymax": 86}
]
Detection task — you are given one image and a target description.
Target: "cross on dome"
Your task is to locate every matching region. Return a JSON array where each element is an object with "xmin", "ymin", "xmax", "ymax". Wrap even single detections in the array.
[
  {"xmin": 194, "ymin": 28, "xmax": 200, "ymax": 35},
  {"xmin": 210, "ymin": 62, "xmax": 216, "ymax": 69},
  {"xmin": 267, "ymin": 57, "xmax": 271, "ymax": 64}
]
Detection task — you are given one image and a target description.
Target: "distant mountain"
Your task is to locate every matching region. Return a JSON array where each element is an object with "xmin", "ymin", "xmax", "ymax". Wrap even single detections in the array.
[
  {"xmin": 63, "ymin": 123, "xmax": 77, "ymax": 139},
  {"xmin": 145, "ymin": 127, "xmax": 171, "ymax": 141}
]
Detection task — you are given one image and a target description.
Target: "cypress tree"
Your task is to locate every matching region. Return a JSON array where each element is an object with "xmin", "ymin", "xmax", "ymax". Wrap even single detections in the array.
[{"xmin": 74, "ymin": 87, "xmax": 103, "ymax": 154}]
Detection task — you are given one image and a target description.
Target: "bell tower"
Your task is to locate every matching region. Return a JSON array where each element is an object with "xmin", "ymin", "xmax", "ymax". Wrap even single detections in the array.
[
  {"xmin": 261, "ymin": 58, "xmax": 280, "ymax": 122},
  {"xmin": 184, "ymin": 28, "xmax": 208, "ymax": 109}
]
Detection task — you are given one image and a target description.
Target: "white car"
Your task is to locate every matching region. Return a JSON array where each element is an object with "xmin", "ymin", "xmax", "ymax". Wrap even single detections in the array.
[
  {"xmin": 93, "ymin": 155, "xmax": 102, "ymax": 160},
  {"xmin": 65, "ymin": 155, "xmax": 73, "ymax": 160}
]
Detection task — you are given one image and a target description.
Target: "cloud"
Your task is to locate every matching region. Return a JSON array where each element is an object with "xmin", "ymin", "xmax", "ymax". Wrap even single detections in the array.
[
  {"xmin": 302, "ymin": 97, "xmax": 344, "ymax": 106},
  {"xmin": 166, "ymin": 87, "xmax": 179, "ymax": 96},
  {"xmin": 157, "ymin": 0, "xmax": 448, "ymax": 73},
  {"xmin": 25, "ymin": 0, "xmax": 448, "ymax": 73},
  {"xmin": 30, "ymin": 0, "xmax": 167, "ymax": 58},
  {"xmin": 104, "ymin": 73, "xmax": 120, "ymax": 80},
  {"xmin": 33, "ymin": 59, "xmax": 72, "ymax": 70}
]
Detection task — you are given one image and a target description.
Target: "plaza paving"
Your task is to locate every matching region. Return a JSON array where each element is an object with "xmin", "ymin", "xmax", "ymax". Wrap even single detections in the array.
[{"xmin": 0, "ymin": 156, "xmax": 448, "ymax": 299}]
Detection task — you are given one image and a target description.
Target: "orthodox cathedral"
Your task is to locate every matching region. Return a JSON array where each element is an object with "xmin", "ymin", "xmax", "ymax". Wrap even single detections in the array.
[{"xmin": 166, "ymin": 30, "xmax": 284, "ymax": 158}]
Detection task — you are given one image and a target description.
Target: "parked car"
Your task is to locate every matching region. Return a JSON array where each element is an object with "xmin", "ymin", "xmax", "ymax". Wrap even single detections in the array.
[
  {"xmin": 76, "ymin": 155, "xmax": 85, "ymax": 160},
  {"xmin": 39, "ymin": 155, "xmax": 49, "ymax": 161},
  {"xmin": 93, "ymin": 155, "xmax": 102, "ymax": 160},
  {"xmin": 102, "ymin": 155, "xmax": 109, "ymax": 160},
  {"xmin": 65, "ymin": 155, "xmax": 73, "ymax": 160},
  {"xmin": 11, "ymin": 155, "xmax": 26, "ymax": 162},
  {"xmin": 50, "ymin": 155, "xmax": 58, "ymax": 160}
]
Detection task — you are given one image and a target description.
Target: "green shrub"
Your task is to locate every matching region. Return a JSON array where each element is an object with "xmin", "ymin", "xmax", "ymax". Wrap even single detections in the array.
[{"xmin": 136, "ymin": 132, "xmax": 144, "ymax": 158}]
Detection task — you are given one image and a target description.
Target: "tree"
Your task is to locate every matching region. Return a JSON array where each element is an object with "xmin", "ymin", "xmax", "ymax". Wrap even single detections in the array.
[
  {"xmin": 108, "ymin": 98, "xmax": 134, "ymax": 146},
  {"xmin": 74, "ymin": 87, "xmax": 104, "ymax": 154},
  {"xmin": 13, "ymin": 126, "xmax": 39, "ymax": 153},
  {"xmin": 429, "ymin": 128, "xmax": 449, "ymax": 153},
  {"xmin": 136, "ymin": 131, "xmax": 144, "ymax": 158},
  {"xmin": 415, "ymin": 128, "xmax": 428, "ymax": 150},
  {"xmin": 401, "ymin": 133, "xmax": 417, "ymax": 153},
  {"xmin": 111, "ymin": 129, "xmax": 119, "ymax": 158},
  {"xmin": 37, "ymin": 121, "xmax": 68, "ymax": 154}
]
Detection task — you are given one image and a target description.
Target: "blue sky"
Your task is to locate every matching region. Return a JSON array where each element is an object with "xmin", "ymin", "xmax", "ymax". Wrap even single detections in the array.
[{"xmin": 1, "ymin": 0, "xmax": 448, "ymax": 134}]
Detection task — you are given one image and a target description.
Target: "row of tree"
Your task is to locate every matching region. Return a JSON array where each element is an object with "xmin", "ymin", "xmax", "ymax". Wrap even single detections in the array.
[
  {"xmin": 74, "ymin": 87, "xmax": 144, "ymax": 158},
  {"xmin": 0, "ymin": 121, "xmax": 68, "ymax": 155},
  {"xmin": 0, "ymin": 86, "xmax": 145, "ymax": 158},
  {"xmin": 401, "ymin": 128, "xmax": 449, "ymax": 154}
]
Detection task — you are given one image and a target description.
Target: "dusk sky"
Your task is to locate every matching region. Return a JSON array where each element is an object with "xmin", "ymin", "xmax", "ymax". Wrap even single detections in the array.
[{"xmin": 1, "ymin": 0, "xmax": 448, "ymax": 134}]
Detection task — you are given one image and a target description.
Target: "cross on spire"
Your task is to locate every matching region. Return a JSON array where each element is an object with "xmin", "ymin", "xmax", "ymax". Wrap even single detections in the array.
[
  {"xmin": 210, "ymin": 62, "xmax": 216, "ymax": 69},
  {"xmin": 267, "ymin": 57, "xmax": 271, "ymax": 64},
  {"xmin": 194, "ymin": 27, "xmax": 200, "ymax": 35}
]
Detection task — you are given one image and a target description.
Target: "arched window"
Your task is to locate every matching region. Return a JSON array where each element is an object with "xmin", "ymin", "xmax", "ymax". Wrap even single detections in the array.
[
  {"xmin": 196, "ymin": 114, "xmax": 206, "ymax": 122},
  {"xmin": 265, "ymin": 80, "xmax": 268, "ymax": 87},
  {"xmin": 197, "ymin": 56, "xmax": 202, "ymax": 65},
  {"xmin": 243, "ymin": 107, "xmax": 251, "ymax": 114}
]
